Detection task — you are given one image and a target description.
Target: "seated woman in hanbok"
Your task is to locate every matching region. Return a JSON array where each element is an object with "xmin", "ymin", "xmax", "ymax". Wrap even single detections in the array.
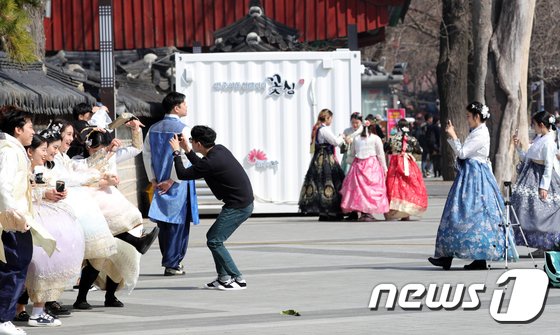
[
  {"xmin": 16, "ymin": 134, "xmax": 85, "ymax": 327},
  {"xmin": 299, "ymin": 108, "xmax": 346, "ymax": 221},
  {"xmin": 429, "ymin": 102, "xmax": 518, "ymax": 270},
  {"xmin": 384, "ymin": 119, "xmax": 428, "ymax": 221},
  {"xmin": 511, "ymin": 111, "xmax": 560, "ymax": 251},
  {"xmin": 340, "ymin": 119, "xmax": 388, "ymax": 221}
]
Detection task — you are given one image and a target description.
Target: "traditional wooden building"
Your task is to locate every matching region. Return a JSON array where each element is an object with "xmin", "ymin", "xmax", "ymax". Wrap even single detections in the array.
[{"xmin": 44, "ymin": 0, "xmax": 409, "ymax": 52}]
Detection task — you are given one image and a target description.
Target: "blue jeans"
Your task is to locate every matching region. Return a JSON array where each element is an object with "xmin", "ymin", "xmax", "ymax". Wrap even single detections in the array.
[
  {"xmin": 0, "ymin": 231, "xmax": 33, "ymax": 322},
  {"xmin": 207, "ymin": 203, "xmax": 253, "ymax": 280}
]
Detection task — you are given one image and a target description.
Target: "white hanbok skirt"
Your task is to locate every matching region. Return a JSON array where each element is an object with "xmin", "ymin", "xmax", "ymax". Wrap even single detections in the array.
[{"xmin": 26, "ymin": 201, "xmax": 85, "ymax": 302}]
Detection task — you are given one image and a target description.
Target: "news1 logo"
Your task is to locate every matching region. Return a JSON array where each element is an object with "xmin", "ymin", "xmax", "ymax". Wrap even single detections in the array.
[{"xmin": 369, "ymin": 269, "xmax": 548, "ymax": 323}]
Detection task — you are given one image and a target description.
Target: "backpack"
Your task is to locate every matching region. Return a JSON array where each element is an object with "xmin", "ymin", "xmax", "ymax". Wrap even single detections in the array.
[{"xmin": 544, "ymin": 251, "xmax": 560, "ymax": 288}]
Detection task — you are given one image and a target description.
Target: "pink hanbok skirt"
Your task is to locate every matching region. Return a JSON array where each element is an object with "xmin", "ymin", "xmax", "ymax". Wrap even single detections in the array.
[{"xmin": 340, "ymin": 156, "xmax": 389, "ymax": 215}]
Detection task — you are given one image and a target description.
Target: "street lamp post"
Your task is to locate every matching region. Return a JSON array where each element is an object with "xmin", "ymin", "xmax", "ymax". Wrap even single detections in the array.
[{"xmin": 99, "ymin": 0, "xmax": 116, "ymax": 122}]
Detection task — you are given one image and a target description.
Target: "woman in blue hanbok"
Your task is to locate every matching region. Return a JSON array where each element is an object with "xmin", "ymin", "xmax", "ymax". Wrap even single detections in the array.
[
  {"xmin": 511, "ymin": 111, "xmax": 560, "ymax": 251},
  {"xmin": 428, "ymin": 102, "xmax": 518, "ymax": 270}
]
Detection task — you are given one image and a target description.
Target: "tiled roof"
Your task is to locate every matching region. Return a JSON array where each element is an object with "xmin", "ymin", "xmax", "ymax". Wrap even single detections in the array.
[
  {"xmin": 43, "ymin": 49, "xmax": 177, "ymax": 118},
  {"xmin": 0, "ymin": 52, "xmax": 95, "ymax": 116},
  {"xmin": 211, "ymin": 1, "xmax": 302, "ymax": 52}
]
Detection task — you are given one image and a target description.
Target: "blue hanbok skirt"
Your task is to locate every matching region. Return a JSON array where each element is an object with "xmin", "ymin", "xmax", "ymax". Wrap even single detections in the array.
[
  {"xmin": 434, "ymin": 159, "xmax": 518, "ymax": 261},
  {"xmin": 511, "ymin": 160, "xmax": 560, "ymax": 250}
]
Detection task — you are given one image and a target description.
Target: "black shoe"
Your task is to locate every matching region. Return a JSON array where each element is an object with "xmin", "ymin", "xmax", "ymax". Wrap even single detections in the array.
[
  {"xmin": 136, "ymin": 227, "xmax": 160, "ymax": 254},
  {"xmin": 45, "ymin": 301, "xmax": 71, "ymax": 316},
  {"xmin": 464, "ymin": 260, "xmax": 487, "ymax": 270},
  {"xmin": 13, "ymin": 311, "xmax": 30, "ymax": 322},
  {"xmin": 428, "ymin": 257, "xmax": 452, "ymax": 270},
  {"xmin": 344, "ymin": 212, "xmax": 359, "ymax": 221},
  {"xmin": 72, "ymin": 301, "xmax": 92, "ymax": 310},
  {"xmin": 104, "ymin": 297, "xmax": 124, "ymax": 308}
]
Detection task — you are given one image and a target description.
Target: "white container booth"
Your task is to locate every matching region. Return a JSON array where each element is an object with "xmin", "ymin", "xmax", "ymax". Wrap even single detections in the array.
[{"xmin": 175, "ymin": 49, "xmax": 362, "ymax": 213}]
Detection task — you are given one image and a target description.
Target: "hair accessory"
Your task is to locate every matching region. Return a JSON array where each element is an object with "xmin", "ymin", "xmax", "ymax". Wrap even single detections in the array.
[
  {"xmin": 81, "ymin": 127, "xmax": 98, "ymax": 148},
  {"xmin": 480, "ymin": 105, "xmax": 490, "ymax": 119},
  {"xmin": 40, "ymin": 129, "xmax": 56, "ymax": 139},
  {"xmin": 549, "ymin": 115, "xmax": 556, "ymax": 124},
  {"xmin": 40, "ymin": 120, "xmax": 62, "ymax": 140}
]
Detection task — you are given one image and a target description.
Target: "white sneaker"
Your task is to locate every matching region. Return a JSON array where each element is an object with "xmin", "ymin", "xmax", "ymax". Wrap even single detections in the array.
[
  {"xmin": 218, "ymin": 278, "xmax": 246, "ymax": 291},
  {"xmin": 28, "ymin": 313, "xmax": 62, "ymax": 327},
  {"xmin": 234, "ymin": 278, "xmax": 247, "ymax": 289},
  {"xmin": 204, "ymin": 279, "xmax": 225, "ymax": 290},
  {"xmin": 0, "ymin": 321, "xmax": 26, "ymax": 335}
]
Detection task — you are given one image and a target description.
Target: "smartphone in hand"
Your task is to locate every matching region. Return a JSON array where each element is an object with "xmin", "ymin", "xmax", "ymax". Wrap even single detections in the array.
[{"xmin": 55, "ymin": 180, "xmax": 65, "ymax": 192}]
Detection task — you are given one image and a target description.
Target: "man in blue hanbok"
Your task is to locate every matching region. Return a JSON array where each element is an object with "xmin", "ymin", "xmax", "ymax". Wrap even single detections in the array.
[{"xmin": 143, "ymin": 92, "xmax": 199, "ymax": 276}]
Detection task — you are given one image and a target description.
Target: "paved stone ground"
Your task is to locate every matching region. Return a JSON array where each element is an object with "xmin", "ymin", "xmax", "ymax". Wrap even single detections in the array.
[{"xmin": 21, "ymin": 180, "xmax": 559, "ymax": 334}]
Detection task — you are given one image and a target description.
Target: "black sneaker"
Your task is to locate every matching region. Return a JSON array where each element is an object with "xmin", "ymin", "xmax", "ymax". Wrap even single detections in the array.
[
  {"xmin": 218, "ymin": 278, "xmax": 246, "ymax": 291},
  {"xmin": 204, "ymin": 279, "xmax": 225, "ymax": 290},
  {"xmin": 234, "ymin": 278, "xmax": 247, "ymax": 289},
  {"xmin": 45, "ymin": 301, "xmax": 71, "ymax": 316}
]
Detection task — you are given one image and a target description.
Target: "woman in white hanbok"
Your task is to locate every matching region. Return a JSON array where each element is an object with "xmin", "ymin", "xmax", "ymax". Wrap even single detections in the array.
[
  {"xmin": 512, "ymin": 111, "xmax": 560, "ymax": 250},
  {"xmin": 16, "ymin": 133, "xmax": 84, "ymax": 327},
  {"xmin": 68, "ymin": 119, "xmax": 156, "ymax": 309},
  {"xmin": 48, "ymin": 122, "xmax": 117, "ymax": 261}
]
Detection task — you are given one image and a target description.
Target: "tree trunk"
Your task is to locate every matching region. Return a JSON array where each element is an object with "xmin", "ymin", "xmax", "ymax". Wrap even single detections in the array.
[
  {"xmin": 26, "ymin": 1, "xmax": 46, "ymax": 61},
  {"xmin": 436, "ymin": 0, "xmax": 470, "ymax": 181},
  {"xmin": 471, "ymin": 0, "xmax": 493, "ymax": 103},
  {"xmin": 487, "ymin": 0, "xmax": 535, "ymax": 186}
]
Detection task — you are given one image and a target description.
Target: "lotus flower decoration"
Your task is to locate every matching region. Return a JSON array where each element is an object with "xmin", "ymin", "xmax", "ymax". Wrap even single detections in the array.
[{"xmin": 247, "ymin": 149, "xmax": 268, "ymax": 165}]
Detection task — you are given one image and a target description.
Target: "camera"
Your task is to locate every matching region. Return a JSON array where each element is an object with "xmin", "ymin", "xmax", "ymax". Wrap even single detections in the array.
[
  {"xmin": 35, "ymin": 173, "xmax": 45, "ymax": 184},
  {"xmin": 176, "ymin": 133, "xmax": 183, "ymax": 141},
  {"xmin": 55, "ymin": 180, "xmax": 65, "ymax": 192}
]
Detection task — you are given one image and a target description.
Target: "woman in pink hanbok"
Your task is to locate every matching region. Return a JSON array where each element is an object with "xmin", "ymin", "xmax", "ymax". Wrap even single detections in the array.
[{"xmin": 340, "ymin": 119, "xmax": 388, "ymax": 221}]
